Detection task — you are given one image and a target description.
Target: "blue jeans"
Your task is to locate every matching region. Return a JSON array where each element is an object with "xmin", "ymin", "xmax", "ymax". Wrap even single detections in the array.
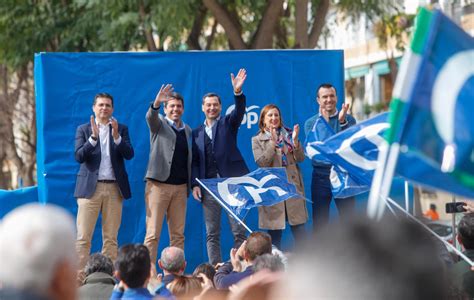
[
  {"xmin": 311, "ymin": 167, "xmax": 356, "ymax": 231},
  {"xmin": 202, "ymin": 191, "xmax": 247, "ymax": 266}
]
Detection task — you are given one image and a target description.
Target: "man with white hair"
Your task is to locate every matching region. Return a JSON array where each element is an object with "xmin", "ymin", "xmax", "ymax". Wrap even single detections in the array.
[
  {"xmin": 0, "ymin": 204, "xmax": 77, "ymax": 300},
  {"xmin": 158, "ymin": 246, "xmax": 187, "ymax": 287}
]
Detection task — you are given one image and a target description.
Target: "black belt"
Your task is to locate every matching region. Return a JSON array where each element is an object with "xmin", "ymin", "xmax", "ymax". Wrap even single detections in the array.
[{"xmin": 97, "ymin": 179, "xmax": 116, "ymax": 184}]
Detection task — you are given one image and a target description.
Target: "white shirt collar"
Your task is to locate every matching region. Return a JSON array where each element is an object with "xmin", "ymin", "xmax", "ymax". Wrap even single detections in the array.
[
  {"xmin": 319, "ymin": 109, "xmax": 338, "ymax": 118},
  {"xmin": 204, "ymin": 116, "xmax": 220, "ymax": 128},
  {"xmin": 165, "ymin": 116, "xmax": 185, "ymax": 130}
]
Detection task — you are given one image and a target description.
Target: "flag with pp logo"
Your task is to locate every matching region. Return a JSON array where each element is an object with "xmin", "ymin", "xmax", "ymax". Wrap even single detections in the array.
[
  {"xmin": 197, "ymin": 168, "xmax": 302, "ymax": 219},
  {"xmin": 306, "ymin": 112, "xmax": 390, "ymax": 197}
]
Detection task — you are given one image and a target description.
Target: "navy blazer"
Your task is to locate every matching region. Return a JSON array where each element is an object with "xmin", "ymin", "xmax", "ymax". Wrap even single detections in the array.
[
  {"xmin": 191, "ymin": 93, "xmax": 249, "ymax": 187},
  {"xmin": 74, "ymin": 122, "xmax": 134, "ymax": 199}
]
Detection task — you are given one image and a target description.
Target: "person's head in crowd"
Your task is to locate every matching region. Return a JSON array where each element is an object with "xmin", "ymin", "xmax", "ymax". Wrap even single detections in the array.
[
  {"xmin": 457, "ymin": 213, "xmax": 474, "ymax": 250},
  {"xmin": 192, "ymin": 263, "xmax": 216, "ymax": 284},
  {"xmin": 273, "ymin": 216, "xmax": 448, "ymax": 300},
  {"xmin": 158, "ymin": 246, "xmax": 186, "ymax": 275},
  {"xmin": 115, "ymin": 244, "xmax": 150, "ymax": 289},
  {"xmin": 244, "ymin": 231, "xmax": 273, "ymax": 263},
  {"xmin": 167, "ymin": 275, "xmax": 203, "ymax": 300},
  {"xmin": 84, "ymin": 253, "xmax": 114, "ymax": 277},
  {"xmin": 0, "ymin": 204, "xmax": 77, "ymax": 300},
  {"xmin": 253, "ymin": 254, "xmax": 284, "ymax": 273}
]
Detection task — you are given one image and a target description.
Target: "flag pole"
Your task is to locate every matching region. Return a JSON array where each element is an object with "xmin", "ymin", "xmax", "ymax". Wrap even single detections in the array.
[
  {"xmin": 376, "ymin": 143, "xmax": 401, "ymax": 219},
  {"xmin": 451, "ymin": 195, "xmax": 457, "ymax": 249},
  {"xmin": 368, "ymin": 143, "xmax": 389, "ymax": 218},
  {"xmin": 404, "ymin": 181, "xmax": 410, "ymax": 213},
  {"xmin": 383, "ymin": 195, "xmax": 474, "ymax": 268},
  {"xmin": 196, "ymin": 178, "xmax": 253, "ymax": 234}
]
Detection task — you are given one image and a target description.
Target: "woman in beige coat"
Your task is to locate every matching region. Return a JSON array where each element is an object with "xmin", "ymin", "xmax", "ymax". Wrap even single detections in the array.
[{"xmin": 251, "ymin": 104, "xmax": 308, "ymax": 249}]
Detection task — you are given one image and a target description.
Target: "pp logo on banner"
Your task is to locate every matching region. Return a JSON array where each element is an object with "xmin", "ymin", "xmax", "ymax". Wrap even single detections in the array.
[
  {"xmin": 226, "ymin": 105, "xmax": 260, "ymax": 129},
  {"xmin": 217, "ymin": 174, "xmax": 287, "ymax": 206}
]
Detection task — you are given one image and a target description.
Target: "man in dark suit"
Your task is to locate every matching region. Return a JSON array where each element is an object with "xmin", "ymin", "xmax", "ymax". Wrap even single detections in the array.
[
  {"xmin": 74, "ymin": 92, "xmax": 134, "ymax": 279},
  {"xmin": 191, "ymin": 68, "xmax": 249, "ymax": 266}
]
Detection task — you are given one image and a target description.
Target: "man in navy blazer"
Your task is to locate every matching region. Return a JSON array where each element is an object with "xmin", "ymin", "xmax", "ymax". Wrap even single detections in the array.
[
  {"xmin": 191, "ymin": 69, "xmax": 249, "ymax": 266},
  {"xmin": 74, "ymin": 92, "xmax": 134, "ymax": 280}
]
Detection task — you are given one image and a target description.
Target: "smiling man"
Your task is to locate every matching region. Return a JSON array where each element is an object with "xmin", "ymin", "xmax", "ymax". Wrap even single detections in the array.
[
  {"xmin": 75, "ymin": 92, "xmax": 134, "ymax": 282},
  {"xmin": 144, "ymin": 84, "xmax": 192, "ymax": 265},
  {"xmin": 304, "ymin": 83, "xmax": 356, "ymax": 232},
  {"xmin": 191, "ymin": 69, "xmax": 249, "ymax": 266}
]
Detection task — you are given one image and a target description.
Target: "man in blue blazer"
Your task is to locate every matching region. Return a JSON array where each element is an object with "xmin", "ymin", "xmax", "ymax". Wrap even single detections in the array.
[
  {"xmin": 191, "ymin": 69, "xmax": 249, "ymax": 266},
  {"xmin": 74, "ymin": 93, "xmax": 134, "ymax": 279}
]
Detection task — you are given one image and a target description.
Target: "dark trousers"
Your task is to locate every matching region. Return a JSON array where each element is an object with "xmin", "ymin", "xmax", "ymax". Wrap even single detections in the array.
[
  {"xmin": 202, "ymin": 190, "xmax": 247, "ymax": 266},
  {"xmin": 268, "ymin": 224, "xmax": 305, "ymax": 250},
  {"xmin": 311, "ymin": 167, "xmax": 356, "ymax": 231}
]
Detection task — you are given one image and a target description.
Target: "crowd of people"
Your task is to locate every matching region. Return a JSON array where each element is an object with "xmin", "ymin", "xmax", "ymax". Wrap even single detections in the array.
[
  {"xmin": 0, "ymin": 203, "xmax": 473, "ymax": 299},
  {"xmin": 0, "ymin": 68, "xmax": 473, "ymax": 299}
]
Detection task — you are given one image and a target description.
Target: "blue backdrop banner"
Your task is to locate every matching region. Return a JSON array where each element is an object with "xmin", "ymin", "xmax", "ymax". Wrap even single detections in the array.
[
  {"xmin": 0, "ymin": 186, "xmax": 38, "ymax": 219},
  {"xmin": 33, "ymin": 50, "xmax": 345, "ymax": 270}
]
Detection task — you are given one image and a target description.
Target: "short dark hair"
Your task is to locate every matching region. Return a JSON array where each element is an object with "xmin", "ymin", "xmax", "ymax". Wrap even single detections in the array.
[
  {"xmin": 115, "ymin": 244, "xmax": 150, "ymax": 288},
  {"xmin": 192, "ymin": 263, "xmax": 216, "ymax": 282},
  {"xmin": 202, "ymin": 92, "xmax": 221, "ymax": 105},
  {"xmin": 316, "ymin": 83, "xmax": 336, "ymax": 99},
  {"xmin": 245, "ymin": 232, "xmax": 272, "ymax": 261},
  {"xmin": 93, "ymin": 92, "xmax": 114, "ymax": 106},
  {"xmin": 458, "ymin": 213, "xmax": 474, "ymax": 249},
  {"xmin": 430, "ymin": 203, "xmax": 437, "ymax": 210},
  {"xmin": 164, "ymin": 92, "xmax": 184, "ymax": 108},
  {"xmin": 84, "ymin": 253, "xmax": 114, "ymax": 276}
]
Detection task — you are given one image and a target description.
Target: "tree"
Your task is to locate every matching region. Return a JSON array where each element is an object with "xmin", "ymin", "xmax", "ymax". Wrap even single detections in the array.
[
  {"xmin": 0, "ymin": 0, "xmax": 400, "ymax": 188},
  {"xmin": 200, "ymin": 0, "xmax": 399, "ymax": 50},
  {"xmin": 373, "ymin": 11, "xmax": 415, "ymax": 82}
]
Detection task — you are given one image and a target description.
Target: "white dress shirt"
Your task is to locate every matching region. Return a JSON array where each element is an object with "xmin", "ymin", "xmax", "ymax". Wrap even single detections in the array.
[{"xmin": 88, "ymin": 122, "xmax": 122, "ymax": 180}]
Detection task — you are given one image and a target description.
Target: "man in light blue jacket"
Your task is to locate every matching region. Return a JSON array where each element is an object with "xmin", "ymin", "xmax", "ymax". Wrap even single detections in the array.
[{"xmin": 304, "ymin": 83, "xmax": 356, "ymax": 231}]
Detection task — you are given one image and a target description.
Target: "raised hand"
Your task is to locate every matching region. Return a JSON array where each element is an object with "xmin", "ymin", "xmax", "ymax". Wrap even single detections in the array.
[
  {"xmin": 292, "ymin": 124, "xmax": 300, "ymax": 147},
  {"xmin": 231, "ymin": 240, "xmax": 247, "ymax": 272},
  {"xmin": 90, "ymin": 115, "xmax": 99, "ymax": 139},
  {"xmin": 339, "ymin": 103, "xmax": 350, "ymax": 124},
  {"xmin": 463, "ymin": 200, "xmax": 474, "ymax": 213},
  {"xmin": 230, "ymin": 247, "xmax": 242, "ymax": 272},
  {"xmin": 153, "ymin": 84, "xmax": 174, "ymax": 108},
  {"xmin": 110, "ymin": 117, "xmax": 119, "ymax": 140},
  {"xmin": 230, "ymin": 68, "xmax": 247, "ymax": 94}
]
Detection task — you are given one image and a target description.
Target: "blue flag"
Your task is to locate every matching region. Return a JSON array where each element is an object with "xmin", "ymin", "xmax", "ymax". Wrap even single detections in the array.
[
  {"xmin": 306, "ymin": 113, "xmax": 390, "ymax": 197},
  {"xmin": 386, "ymin": 9, "xmax": 474, "ymax": 198},
  {"xmin": 198, "ymin": 168, "xmax": 302, "ymax": 219}
]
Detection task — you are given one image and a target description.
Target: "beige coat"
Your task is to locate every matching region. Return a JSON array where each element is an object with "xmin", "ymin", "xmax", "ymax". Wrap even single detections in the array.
[{"xmin": 251, "ymin": 132, "xmax": 308, "ymax": 229}]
